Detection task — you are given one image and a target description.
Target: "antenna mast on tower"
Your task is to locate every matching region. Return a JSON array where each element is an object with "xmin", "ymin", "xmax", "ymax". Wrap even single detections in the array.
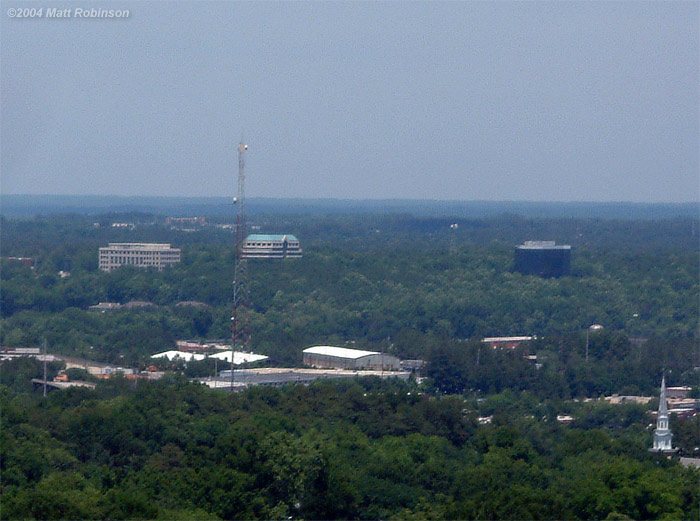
[{"xmin": 231, "ymin": 140, "xmax": 250, "ymax": 392}]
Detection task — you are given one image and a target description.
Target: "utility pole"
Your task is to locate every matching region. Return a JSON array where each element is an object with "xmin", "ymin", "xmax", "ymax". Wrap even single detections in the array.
[
  {"xmin": 42, "ymin": 338, "xmax": 47, "ymax": 397},
  {"xmin": 449, "ymin": 223, "xmax": 458, "ymax": 256},
  {"xmin": 585, "ymin": 324, "xmax": 603, "ymax": 363},
  {"xmin": 231, "ymin": 140, "xmax": 249, "ymax": 393}
]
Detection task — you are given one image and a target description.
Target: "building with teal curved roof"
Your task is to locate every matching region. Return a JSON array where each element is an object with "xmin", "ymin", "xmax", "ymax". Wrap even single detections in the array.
[{"xmin": 242, "ymin": 234, "xmax": 302, "ymax": 259}]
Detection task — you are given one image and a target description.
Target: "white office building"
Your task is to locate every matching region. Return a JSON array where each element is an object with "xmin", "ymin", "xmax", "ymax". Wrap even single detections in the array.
[
  {"xmin": 242, "ymin": 235, "xmax": 302, "ymax": 259},
  {"xmin": 99, "ymin": 243, "xmax": 181, "ymax": 272}
]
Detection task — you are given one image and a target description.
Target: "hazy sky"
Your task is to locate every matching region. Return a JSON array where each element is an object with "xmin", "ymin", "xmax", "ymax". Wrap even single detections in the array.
[{"xmin": 1, "ymin": 1, "xmax": 698, "ymax": 202}]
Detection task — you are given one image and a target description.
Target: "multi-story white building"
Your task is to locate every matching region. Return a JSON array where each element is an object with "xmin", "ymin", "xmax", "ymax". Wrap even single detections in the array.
[
  {"xmin": 98, "ymin": 243, "xmax": 181, "ymax": 272},
  {"xmin": 242, "ymin": 234, "xmax": 302, "ymax": 259}
]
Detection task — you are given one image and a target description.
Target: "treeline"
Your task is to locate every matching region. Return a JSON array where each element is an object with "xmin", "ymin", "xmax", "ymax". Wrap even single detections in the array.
[
  {"xmin": 1, "ymin": 374, "xmax": 698, "ymax": 520},
  {"xmin": 1, "ymin": 211, "xmax": 698, "ymax": 258},
  {"xmin": 425, "ymin": 336, "xmax": 698, "ymax": 397},
  {"xmin": 1, "ymin": 214, "xmax": 698, "ymax": 395},
  {"xmin": 2, "ymin": 244, "xmax": 697, "ymax": 339}
]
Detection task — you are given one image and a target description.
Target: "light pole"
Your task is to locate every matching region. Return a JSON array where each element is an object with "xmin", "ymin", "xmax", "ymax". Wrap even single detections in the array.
[
  {"xmin": 586, "ymin": 324, "xmax": 604, "ymax": 362},
  {"xmin": 629, "ymin": 313, "xmax": 641, "ymax": 366},
  {"xmin": 449, "ymin": 223, "xmax": 458, "ymax": 256},
  {"xmin": 42, "ymin": 338, "xmax": 47, "ymax": 397},
  {"xmin": 230, "ymin": 316, "xmax": 235, "ymax": 392}
]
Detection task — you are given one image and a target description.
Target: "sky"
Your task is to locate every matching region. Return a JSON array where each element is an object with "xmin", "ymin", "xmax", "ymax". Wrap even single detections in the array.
[{"xmin": 1, "ymin": 1, "xmax": 698, "ymax": 202}]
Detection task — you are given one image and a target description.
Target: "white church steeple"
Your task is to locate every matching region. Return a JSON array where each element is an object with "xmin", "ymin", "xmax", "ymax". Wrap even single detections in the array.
[{"xmin": 651, "ymin": 375, "xmax": 675, "ymax": 453}]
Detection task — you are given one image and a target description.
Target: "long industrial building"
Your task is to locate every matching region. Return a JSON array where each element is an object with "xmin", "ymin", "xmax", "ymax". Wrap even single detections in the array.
[
  {"xmin": 514, "ymin": 241, "xmax": 571, "ymax": 277},
  {"xmin": 242, "ymin": 234, "xmax": 302, "ymax": 259},
  {"xmin": 99, "ymin": 243, "xmax": 181, "ymax": 272},
  {"xmin": 303, "ymin": 346, "xmax": 400, "ymax": 370},
  {"xmin": 201, "ymin": 368, "xmax": 411, "ymax": 390}
]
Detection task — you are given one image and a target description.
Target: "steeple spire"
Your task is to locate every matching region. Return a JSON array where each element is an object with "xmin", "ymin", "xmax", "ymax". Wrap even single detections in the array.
[
  {"xmin": 650, "ymin": 373, "xmax": 675, "ymax": 453},
  {"xmin": 658, "ymin": 375, "xmax": 668, "ymax": 416}
]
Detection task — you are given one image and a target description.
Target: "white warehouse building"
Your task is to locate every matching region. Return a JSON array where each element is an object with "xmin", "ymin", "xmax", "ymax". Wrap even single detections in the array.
[{"xmin": 303, "ymin": 346, "xmax": 401, "ymax": 370}]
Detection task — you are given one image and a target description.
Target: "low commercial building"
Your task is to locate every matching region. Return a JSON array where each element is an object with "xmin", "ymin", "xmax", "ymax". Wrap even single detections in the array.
[
  {"xmin": 123, "ymin": 301, "xmax": 154, "ymax": 309},
  {"xmin": 667, "ymin": 386, "xmax": 692, "ymax": 399},
  {"xmin": 176, "ymin": 341, "xmax": 211, "ymax": 352},
  {"xmin": 60, "ymin": 355, "xmax": 134, "ymax": 378},
  {"xmin": 166, "ymin": 216, "xmax": 206, "ymax": 227},
  {"xmin": 1, "ymin": 347, "xmax": 41, "ymax": 356},
  {"xmin": 175, "ymin": 301, "xmax": 210, "ymax": 308},
  {"xmin": 4, "ymin": 256, "xmax": 34, "ymax": 267},
  {"xmin": 514, "ymin": 241, "xmax": 571, "ymax": 277},
  {"xmin": 88, "ymin": 302, "xmax": 122, "ymax": 312},
  {"xmin": 242, "ymin": 235, "xmax": 302, "ymax": 259},
  {"xmin": 605, "ymin": 395, "xmax": 654, "ymax": 405},
  {"xmin": 89, "ymin": 366, "xmax": 134, "ymax": 378},
  {"xmin": 99, "ymin": 243, "xmax": 181, "ymax": 272},
  {"xmin": 202, "ymin": 367, "xmax": 411, "ymax": 390},
  {"xmin": 482, "ymin": 336, "xmax": 534, "ymax": 349},
  {"xmin": 303, "ymin": 345, "xmax": 400, "ymax": 370},
  {"xmin": 1, "ymin": 347, "xmax": 42, "ymax": 360},
  {"xmin": 400, "ymin": 359, "xmax": 426, "ymax": 372}
]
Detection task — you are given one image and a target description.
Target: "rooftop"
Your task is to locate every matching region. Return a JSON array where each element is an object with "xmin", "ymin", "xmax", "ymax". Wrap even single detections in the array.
[
  {"xmin": 483, "ymin": 336, "xmax": 534, "ymax": 343},
  {"xmin": 102, "ymin": 243, "xmax": 177, "ymax": 250},
  {"xmin": 150, "ymin": 350, "xmax": 206, "ymax": 362},
  {"xmin": 246, "ymin": 234, "xmax": 298, "ymax": 242},
  {"xmin": 516, "ymin": 241, "xmax": 571, "ymax": 250},
  {"xmin": 303, "ymin": 345, "xmax": 380, "ymax": 359},
  {"xmin": 209, "ymin": 351, "xmax": 269, "ymax": 365},
  {"xmin": 150, "ymin": 350, "xmax": 268, "ymax": 365}
]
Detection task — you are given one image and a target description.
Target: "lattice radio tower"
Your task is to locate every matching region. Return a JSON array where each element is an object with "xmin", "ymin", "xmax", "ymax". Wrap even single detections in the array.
[{"xmin": 230, "ymin": 140, "xmax": 250, "ymax": 391}]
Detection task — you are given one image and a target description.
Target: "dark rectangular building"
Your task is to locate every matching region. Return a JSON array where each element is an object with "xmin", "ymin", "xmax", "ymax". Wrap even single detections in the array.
[{"xmin": 514, "ymin": 241, "xmax": 571, "ymax": 277}]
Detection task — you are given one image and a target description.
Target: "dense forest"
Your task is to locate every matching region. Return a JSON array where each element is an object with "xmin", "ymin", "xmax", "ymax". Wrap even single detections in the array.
[
  {"xmin": 1, "ymin": 367, "xmax": 699, "ymax": 520},
  {"xmin": 1, "ymin": 208, "xmax": 698, "ymax": 519}
]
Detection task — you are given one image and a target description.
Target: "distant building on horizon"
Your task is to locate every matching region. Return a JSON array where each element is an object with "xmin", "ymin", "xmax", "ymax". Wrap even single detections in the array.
[
  {"xmin": 3, "ymin": 256, "xmax": 34, "ymax": 268},
  {"xmin": 514, "ymin": 241, "xmax": 571, "ymax": 277},
  {"xmin": 88, "ymin": 302, "xmax": 122, "ymax": 312},
  {"xmin": 482, "ymin": 336, "xmax": 534, "ymax": 350},
  {"xmin": 166, "ymin": 216, "xmax": 207, "ymax": 228},
  {"xmin": 242, "ymin": 234, "xmax": 302, "ymax": 259},
  {"xmin": 99, "ymin": 243, "xmax": 181, "ymax": 272}
]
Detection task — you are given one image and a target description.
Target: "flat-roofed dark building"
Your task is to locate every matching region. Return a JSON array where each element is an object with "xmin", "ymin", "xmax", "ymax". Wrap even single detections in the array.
[{"xmin": 514, "ymin": 241, "xmax": 571, "ymax": 277}]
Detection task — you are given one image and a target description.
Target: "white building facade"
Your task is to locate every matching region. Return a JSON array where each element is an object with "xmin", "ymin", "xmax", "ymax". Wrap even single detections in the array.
[
  {"xmin": 242, "ymin": 235, "xmax": 302, "ymax": 259},
  {"xmin": 99, "ymin": 243, "xmax": 181, "ymax": 272}
]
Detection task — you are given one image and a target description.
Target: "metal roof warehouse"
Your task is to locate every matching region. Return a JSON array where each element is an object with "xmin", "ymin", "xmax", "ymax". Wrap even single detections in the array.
[{"xmin": 302, "ymin": 345, "xmax": 400, "ymax": 370}]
